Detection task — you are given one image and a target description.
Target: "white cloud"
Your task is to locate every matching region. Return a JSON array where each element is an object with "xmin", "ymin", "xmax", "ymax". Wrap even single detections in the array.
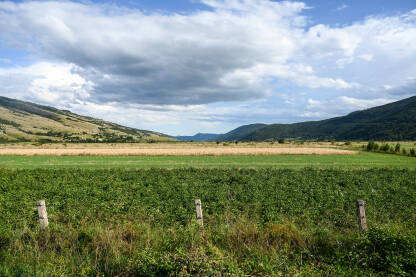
[
  {"xmin": 302, "ymin": 96, "xmax": 396, "ymax": 120},
  {"xmin": 336, "ymin": 4, "xmax": 348, "ymax": 11},
  {"xmin": 337, "ymin": 96, "xmax": 393, "ymax": 109},
  {"xmin": 307, "ymin": 98, "xmax": 321, "ymax": 108},
  {"xmin": 0, "ymin": 62, "xmax": 92, "ymax": 105},
  {"xmin": 0, "ymin": 1, "xmax": 415, "ymax": 133},
  {"xmin": 300, "ymin": 111, "xmax": 326, "ymax": 118},
  {"xmin": 0, "ymin": 0, "xmax": 363, "ymax": 107}
]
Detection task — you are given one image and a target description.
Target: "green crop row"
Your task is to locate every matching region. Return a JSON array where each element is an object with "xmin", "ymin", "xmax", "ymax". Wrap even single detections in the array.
[{"xmin": 0, "ymin": 168, "xmax": 415, "ymax": 276}]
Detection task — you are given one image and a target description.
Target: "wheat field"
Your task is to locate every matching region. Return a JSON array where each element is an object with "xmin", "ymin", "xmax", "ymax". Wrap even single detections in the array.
[{"xmin": 0, "ymin": 147, "xmax": 357, "ymax": 156}]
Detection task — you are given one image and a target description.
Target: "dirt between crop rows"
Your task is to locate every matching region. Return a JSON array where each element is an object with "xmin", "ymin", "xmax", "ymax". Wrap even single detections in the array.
[{"xmin": 0, "ymin": 147, "xmax": 358, "ymax": 156}]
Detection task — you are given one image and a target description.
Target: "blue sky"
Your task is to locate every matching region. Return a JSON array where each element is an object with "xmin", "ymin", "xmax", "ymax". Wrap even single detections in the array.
[{"xmin": 0, "ymin": 0, "xmax": 415, "ymax": 135}]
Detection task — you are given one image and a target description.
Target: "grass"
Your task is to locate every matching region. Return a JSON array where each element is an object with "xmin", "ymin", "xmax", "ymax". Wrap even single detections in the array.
[
  {"xmin": 0, "ymin": 151, "xmax": 414, "ymax": 169},
  {"xmin": 0, "ymin": 144, "xmax": 415, "ymax": 275},
  {"xmin": 0, "ymin": 168, "xmax": 415, "ymax": 276}
]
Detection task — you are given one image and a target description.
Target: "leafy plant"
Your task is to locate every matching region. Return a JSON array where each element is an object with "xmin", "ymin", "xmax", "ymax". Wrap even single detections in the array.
[{"xmin": 0, "ymin": 168, "xmax": 415, "ymax": 275}]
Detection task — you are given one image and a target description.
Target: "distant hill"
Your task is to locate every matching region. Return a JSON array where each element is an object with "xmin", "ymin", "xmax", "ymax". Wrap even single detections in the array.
[
  {"xmin": 217, "ymin": 96, "xmax": 416, "ymax": 141},
  {"xmin": 210, "ymin": 123, "xmax": 267, "ymax": 141},
  {"xmin": 0, "ymin": 96, "xmax": 173, "ymax": 143},
  {"xmin": 174, "ymin": 133, "xmax": 220, "ymax": 141}
]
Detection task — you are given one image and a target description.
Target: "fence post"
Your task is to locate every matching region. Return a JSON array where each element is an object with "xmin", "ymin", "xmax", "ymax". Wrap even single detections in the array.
[
  {"xmin": 356, "ymin": 200, "xmax": 367, "ymax": 232},
  {"xmin": 194, "ymin": 199, "xmax": 203, "ymax": 227},
  {"xmin": 36, "ymin": 200, "xmax": 49, "ymax": 228}
]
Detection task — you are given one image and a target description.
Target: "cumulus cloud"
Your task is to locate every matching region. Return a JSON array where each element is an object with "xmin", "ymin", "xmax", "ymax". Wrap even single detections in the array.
[
  {"xmin": 0, "ymin": 0, "xmax": 359, "ymax": 106},
  {"xmin": 301, "ymin": 96, "xmax": 396, "ymax": 119},
  {"xmin": 0, "ymin": 1, "xmax": 415, "ymax": 134},
  {"xmin": 0, "ymin": 62, "xmax": 92, "ymax": 105},
  {"xmin": 381, "ymin": 78, "xmax": 416, "ymax": 97}
]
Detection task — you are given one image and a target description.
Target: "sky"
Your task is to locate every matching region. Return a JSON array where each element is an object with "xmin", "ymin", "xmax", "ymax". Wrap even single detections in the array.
[{"xmin": 0, "ymin": 0, "xmax": 415, "ymax": 136}]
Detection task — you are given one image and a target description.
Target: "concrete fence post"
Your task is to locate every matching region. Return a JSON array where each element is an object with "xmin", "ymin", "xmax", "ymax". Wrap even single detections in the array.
[
  {"xmin": 36, "ymin": 200, "xmax": 49, "ymax": 228},
  {"xmin": 356, "ymin": 200, "xmax": 367, "ymax": 232},
  {"xmin": 194, "ymin": 199, "xmax": 203, "ymax": 227}
]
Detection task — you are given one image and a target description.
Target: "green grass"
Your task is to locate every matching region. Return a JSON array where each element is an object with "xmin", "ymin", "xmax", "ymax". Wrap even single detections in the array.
[
  {"xmin": 0, "ymin": 168, "xmax": 415, "ymax": 276},
  {"xmin": 0, "ymin": 151, "xmax": 414, "ymax": 169},
  {"xmin": 0, "ymin": 152, "xmax": 415, "ymax": 275}
]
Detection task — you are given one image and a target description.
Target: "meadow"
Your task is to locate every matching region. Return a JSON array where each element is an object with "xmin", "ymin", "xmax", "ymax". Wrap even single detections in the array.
[
  {"xmin": 0, "ymin": 151, "xmax": 414, "ymax": 169},
  {"xmin": 0, "ymin": 143, "xmax": 415, "ymax": 276}
]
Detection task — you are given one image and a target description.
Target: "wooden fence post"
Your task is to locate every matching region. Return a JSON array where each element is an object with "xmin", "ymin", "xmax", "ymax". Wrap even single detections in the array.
[
  {"xmin": 36, "ymin": 200, "xmax": 49, "ymax": 228},
  {"xmin": 356, "ymin": 200, "xmax": 367, "ymax": 232},
  {"xmin": 194, "ymin": 199, "xmax": 203, "ymax": 227}
]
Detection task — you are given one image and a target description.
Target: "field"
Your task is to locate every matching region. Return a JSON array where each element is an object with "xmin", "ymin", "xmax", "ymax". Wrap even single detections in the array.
[
  {"xmin": 0, "ymin": 142, "xmax": 415, "ymax": 276},
  {"xmin": 0, "ymin": 147, "xmax": 356, "ymax": 156},
  {"xmin": 0, "ymin": 168, "xmax": 415, "ymax": 276},
  {"xmin": 0, "ymin": 151, "xmax": 414, "ymax": 169}
]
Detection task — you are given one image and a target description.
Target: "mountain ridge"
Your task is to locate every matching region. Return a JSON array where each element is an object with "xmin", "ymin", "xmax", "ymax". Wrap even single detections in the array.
[
  {"xmin": 0, "ymin": 96, "xmax": 172, "ymax": 143},
  {"xmin": 215, "ymin": 96, "xmax": 416, "ymax": 141}
]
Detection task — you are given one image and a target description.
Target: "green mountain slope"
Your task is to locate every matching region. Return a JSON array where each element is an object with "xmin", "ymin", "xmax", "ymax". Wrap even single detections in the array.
[
  {"xmin": 212, "ymin": 124, "xmax": 267, "ymax": 141},
  {"xmin": 0, "ymin": 96, "xmax": 173, "ymax": 143},
  {"xmin": 220, "ymin": 96, "xmax": 416, "ymax": 141}
]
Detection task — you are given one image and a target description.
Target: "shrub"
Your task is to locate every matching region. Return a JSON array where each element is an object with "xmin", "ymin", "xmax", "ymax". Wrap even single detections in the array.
[
  {"xmin": 410, "ymin": 148, "xmax": 416, "ymax": 156},
  {"xmin": 366, "ymin": 141, "xmax": 379, "ymax": 151},
  {"xmin": 402, "ymin": 148, "xmax": 408, "ymax": 155},
  {"xmin": 394, "ymin": 143, "xmax": 401, "ymax": 153},
  {"xmin": 345, "ymin": 227, "xmax": 416, "ymax": 275},
  {"xmin": 380, "ymin": 143, "xmax": 391, "ymax": 152},
  {"xmin": 278, "ymin": 138, "xmax": 285, "ymax": 144}
]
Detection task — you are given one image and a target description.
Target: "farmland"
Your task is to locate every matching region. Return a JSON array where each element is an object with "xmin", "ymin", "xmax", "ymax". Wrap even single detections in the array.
[
  {"xmin": 0, "ymin": 142, "xmax": 415, "ymax": 276},
  {"xmin": 0, "ymin": 151, "xmax": 414, "ymax": 169},
  {"xmin": 0, "ymin": 168, "xmax": 415, "ymax": 276}
]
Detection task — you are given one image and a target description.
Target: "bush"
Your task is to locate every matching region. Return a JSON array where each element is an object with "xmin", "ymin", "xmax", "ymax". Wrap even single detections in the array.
[
  {"xmin": 278, "ymin": 138, "xmax": 285, "ymax": 144},
  {"xmin": 410, "ymin": 148, "xmax": 415, "ymax": 156},
  {"xmin": 402, "ymin": 148, "xmax": 408, "ymax": 155},
  {"xmin": 345, "ymin": 227, "xmax": 416, "ymax": 275},
  {"xmin": 380, "ymin": 143, "xmax": 391, "ymax": 152},
  {"xmin": 394, "ymin": 143, "xmax": 401, "ymax": 152},
  {"xmin": 366, "ymin": 141, "xmax": 379, "ymax": 151}
]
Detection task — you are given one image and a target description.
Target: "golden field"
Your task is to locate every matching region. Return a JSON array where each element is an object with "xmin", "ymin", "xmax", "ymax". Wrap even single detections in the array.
[{"xmin": 0, "ymin": 142, "xmax": 357, "ymax": 156}]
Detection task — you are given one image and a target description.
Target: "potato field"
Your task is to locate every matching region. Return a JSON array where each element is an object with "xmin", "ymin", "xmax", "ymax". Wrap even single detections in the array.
[{"xmin": 0, "ymin": 168, "xmax": 415, "ymax": 276}]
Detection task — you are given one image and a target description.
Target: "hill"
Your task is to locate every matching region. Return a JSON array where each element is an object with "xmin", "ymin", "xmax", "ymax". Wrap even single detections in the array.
[
  {"xmin": 211, "ymin": 124, "xmax": 267, "ymax": 141},
  {"xmin": 217, "ymin": 96, "xmax": 416, "ymax": 141},
  {"xmin": 0, "ymin": 96, "xmax": 172, "ymax": 143},
  {"xmin": 174, "ymin": 133, "xmax": 220, "ymax": 141}
]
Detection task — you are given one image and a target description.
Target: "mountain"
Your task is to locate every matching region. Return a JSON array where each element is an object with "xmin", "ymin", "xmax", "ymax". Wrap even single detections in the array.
[
  {"xmin": 174, "ymin": 133, "xmax": 220, "ymax": 141},
  {"xmin": 0, "ymin": 96, "xmax": 173, "ymax": 143},
  {"xmin": 216, "ymin": 96, "xmax": 416, "ymax": 141},
  {"xmin": 211, "ymin": 123, "xmax": 267, "ymax": 141}
]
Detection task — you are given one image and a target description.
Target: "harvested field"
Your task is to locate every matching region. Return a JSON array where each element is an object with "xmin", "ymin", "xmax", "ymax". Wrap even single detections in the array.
[{"xmin": 0, "ymin": 147, "xmax": 357, "ymax": 156}]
